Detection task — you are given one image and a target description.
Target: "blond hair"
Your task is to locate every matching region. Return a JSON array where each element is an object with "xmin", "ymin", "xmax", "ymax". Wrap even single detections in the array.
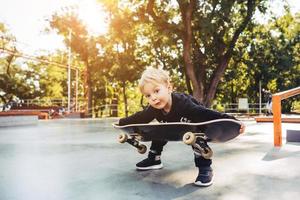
[{"xmin": 138, "ymin": 67, "xmax": 170, "ymax": 93}]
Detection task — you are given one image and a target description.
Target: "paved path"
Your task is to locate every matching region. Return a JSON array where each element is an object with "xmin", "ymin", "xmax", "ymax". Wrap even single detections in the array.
[{"xmin": 0, "ymin": 119, "xmax": 300, "ymax": 200}]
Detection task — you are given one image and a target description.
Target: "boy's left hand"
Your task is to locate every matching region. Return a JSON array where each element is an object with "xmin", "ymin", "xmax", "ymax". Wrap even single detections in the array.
[{"xmin": 239, "ymin": 122, "xmax": 246, "ymax": 134}]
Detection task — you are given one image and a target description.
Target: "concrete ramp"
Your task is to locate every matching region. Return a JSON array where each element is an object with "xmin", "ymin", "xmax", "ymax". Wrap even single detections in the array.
[
  {"xmin": 287, "ymin": 129, "xmax": 300, "ymax": 142},
  {"xmin": 1, "ymin": 119, "xmax": 300, "ymax": 200},
  {"xmin": 0, "ymin": 115, "xmax": 38, "ymax": 127}
]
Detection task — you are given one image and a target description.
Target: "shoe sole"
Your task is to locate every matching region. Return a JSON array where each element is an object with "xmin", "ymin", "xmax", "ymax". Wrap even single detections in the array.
[
  {"xmin": 194, "ymin": 178, "xmax": 213, "ymax": 187},
  {"xmin": 136, "ymin": 163, "xmax": 163, "ymax": 171}
]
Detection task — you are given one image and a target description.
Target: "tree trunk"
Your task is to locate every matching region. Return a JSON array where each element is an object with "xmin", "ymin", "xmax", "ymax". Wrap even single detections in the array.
[
  {"xmin": 111, "ymin": 94, "xmax": 118, "ymax": 117},
  {"xmin": 193, "ymin": 41, "xmax": 206, "ymax": 103},
  {"xmin": 204, "ymin": 0, "xmax": 256, "ymax": 107},
  {"xmin": 204, "ymin": 56, "xmax": 230, "ymax": 106},
  {"xmin": 122, "ymin": 81, "xmax": 128, "ymax": 117},
  {"xmin": 147, "ymin": 0, "xmax": 256, "ymax": 107},
  {"xmin": 178, "ymin": 0, "xmax": 202, "ymax": 102},
  {"xmin": 84, "ymin": 62, "xmax": 93, "ymax": 117},
  {"xmin": 184, "ymin": 69, "xmax": 193, "ymax": 95}
]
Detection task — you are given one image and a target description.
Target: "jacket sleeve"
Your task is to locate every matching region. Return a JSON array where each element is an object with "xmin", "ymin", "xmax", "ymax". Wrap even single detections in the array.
[
  {"xmin": 183, "ymin": 97, "xmax": 236, "ymax": 122},
  {"xmin": 118, "ymin": 106, "xmax": 156, "ymax": 126}
]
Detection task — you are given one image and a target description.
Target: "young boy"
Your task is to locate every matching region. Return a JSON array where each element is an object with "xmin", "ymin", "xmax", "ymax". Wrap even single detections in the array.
[{"xmin": 119, "ymin": 67, "xmax": 245, "ymax": 187}]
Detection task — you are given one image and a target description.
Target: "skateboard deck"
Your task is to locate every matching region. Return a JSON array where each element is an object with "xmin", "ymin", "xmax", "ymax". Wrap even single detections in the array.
[
  {"xmin": 113, "ymin": 119, "xmax": 242, "ymax": 158},
  {"xmin": 113, "ymin": 119, "xmax": 242, "ymax": 142}
]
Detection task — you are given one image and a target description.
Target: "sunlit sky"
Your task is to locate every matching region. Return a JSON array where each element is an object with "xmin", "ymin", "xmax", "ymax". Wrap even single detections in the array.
[
  {"xmin": 0, "ymin": 0, "xmax": 299, "ymax": 55},
  {"xmin": 0, "ymin": 0, "xmax": 108, "ymax": 55}
]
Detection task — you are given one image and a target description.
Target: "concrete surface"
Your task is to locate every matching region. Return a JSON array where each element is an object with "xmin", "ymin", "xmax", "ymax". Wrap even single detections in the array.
[
  {"xmin": 0, "ymin": 118, "xmax": 300, "ymax": 200},
  {"xmin": 0, "ymin": 115, "xmax": 38, "ymax": 127}
]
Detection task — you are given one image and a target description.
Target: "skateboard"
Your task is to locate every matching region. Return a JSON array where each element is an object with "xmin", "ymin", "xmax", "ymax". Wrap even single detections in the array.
[{"xmin": 113, "ymin": 119, "xmax": 242, "ymax": 159}]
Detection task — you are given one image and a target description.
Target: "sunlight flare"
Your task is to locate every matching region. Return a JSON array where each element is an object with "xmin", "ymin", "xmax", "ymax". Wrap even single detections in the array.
[{"xmin": 77, "ymin": 0, "xmax": 109, "ymax": 36}]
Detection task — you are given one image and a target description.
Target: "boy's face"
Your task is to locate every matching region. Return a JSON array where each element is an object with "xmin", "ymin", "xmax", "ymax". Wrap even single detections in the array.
[{"xmin": 142, "ymin": 82, "xmax": 172, "ymax": 112}]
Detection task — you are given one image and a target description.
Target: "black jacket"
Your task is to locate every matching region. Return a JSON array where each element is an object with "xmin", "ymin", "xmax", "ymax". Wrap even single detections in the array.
[{"xmin": 119, "ymin": 92, "xmax": 235, "ymax": 125}]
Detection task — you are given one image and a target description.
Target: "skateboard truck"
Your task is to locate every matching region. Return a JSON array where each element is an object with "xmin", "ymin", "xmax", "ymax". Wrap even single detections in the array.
[
  {"xmin": 183, "ymin": 132, "xmax": 213, "ymax": 159},
  {"xmin": 115, "ymin": 119, "xmax": 241, "ymax": 159},
  {"xmin": 118, "ymin": 131, "xmax": 213, "ymax": 159},
  {"xmin": 118, "ymin": 133, "xmax": 147, "ymax": 154}
]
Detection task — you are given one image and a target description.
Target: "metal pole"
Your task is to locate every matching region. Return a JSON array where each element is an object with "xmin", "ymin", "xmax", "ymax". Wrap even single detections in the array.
[
  {"xmin": 67, "ymin": 29, "xmax": 72, "ymax": 112},
  {"xmin": 75, "ymin": 69, "xmax": 79, "ymax": 112},
  {"xmin": 259, "ymin": 80, "xmax": 262, "ymax": 115}
]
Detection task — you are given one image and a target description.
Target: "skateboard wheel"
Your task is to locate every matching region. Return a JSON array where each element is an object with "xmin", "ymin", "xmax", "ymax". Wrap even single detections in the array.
[
  {"xmin": 201, "ymin": 148, "xmax": 213, "ymax": 159},
  {"xmin": 137, "ymin": 144, "xmax": 147, "ymax": 154},
  {"xmin": 118, "ymin": 133, "xmax": 128, "ymax": 143},
  {"xmin": 183, "ymin": 132, "xmax": 196, "ymax": 145}
]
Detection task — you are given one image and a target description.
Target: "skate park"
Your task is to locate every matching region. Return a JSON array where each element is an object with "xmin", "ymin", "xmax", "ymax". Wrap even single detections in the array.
[
  {"xmin": 1, "ymin": 87, "xmax": 300, "ymax": 200},
  {"xmin": 1, "ymin": 0, "xmax": 300, "ymax": 200},
  {"xmin": 1, "ymin": 113, "xmax": 300, "ymax": 200}
]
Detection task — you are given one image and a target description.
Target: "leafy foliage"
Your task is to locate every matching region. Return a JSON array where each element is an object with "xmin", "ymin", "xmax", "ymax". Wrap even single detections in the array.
[{"xmin": 1, "ymin": 2, "xmax": 299, "ymax": 114}]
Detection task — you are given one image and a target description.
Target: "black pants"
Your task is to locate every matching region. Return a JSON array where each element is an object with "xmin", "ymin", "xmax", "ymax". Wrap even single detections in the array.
[{"xmin": 150, "ymin": 141, "xmax": 212, "ymax": 167}]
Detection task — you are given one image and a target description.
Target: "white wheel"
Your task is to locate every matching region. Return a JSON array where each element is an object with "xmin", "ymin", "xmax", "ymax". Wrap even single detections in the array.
[
  {"xmin": 183, "ymin": 132, "xmax": 196, "ymax": 145},
  {"xmin": 201, "ymin": 147, "xmax": 213, "ymax": 159},
  {"xmin": 138, "ymin": 144, "xmax": 147, "ymax": 154},
  {"xmin": 118, "ymin": 133, "xmax": 128, "ymax": 143}
]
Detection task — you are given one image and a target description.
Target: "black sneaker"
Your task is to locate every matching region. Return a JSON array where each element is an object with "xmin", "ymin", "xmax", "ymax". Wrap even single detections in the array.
[
  {"xmin": 194, "ymin": 167, "xmax": 213, "ymax": 187},
  {"xmin": 136, "ymin": 152, "xmax": 163, "ymax": 170}
]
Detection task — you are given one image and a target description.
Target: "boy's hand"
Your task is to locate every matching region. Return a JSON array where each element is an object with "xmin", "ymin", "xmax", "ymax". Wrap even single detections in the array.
[{"xmin": 239, "ymin": 122, "xmax": 246, "ymax": 134}]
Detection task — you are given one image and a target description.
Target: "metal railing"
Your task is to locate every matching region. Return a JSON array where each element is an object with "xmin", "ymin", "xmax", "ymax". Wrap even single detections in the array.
[
  {"xmin": 272, "ymin": 86, "xmax": 300, "ymax": 146},
  {"xmin": 2, "ymin": 98, "xmax": 273, "ymax": 118},
  {"xmin": 223, "ymin": 103, "xmax": 268, "ymax": 114},
  {"xmin": 0, "ymin": 99, "xmax": 86, "ymax": 112}
]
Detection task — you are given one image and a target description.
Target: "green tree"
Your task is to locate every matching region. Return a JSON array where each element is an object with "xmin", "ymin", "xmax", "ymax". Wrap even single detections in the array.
[
  {"xmin": 0, "ymin": 23, "xmax": 38, "ymax": 104},
  {"xmin": 224, "ymin": 10, "xmax": 300, "ymax": 112},
  {"xmin": 102, "ymin": 2, "xmax": 146, "ymax": 116},
  {"xmin": 49, "ymin": 10, "xmax": 103, "ymax": 116},
  {"xmin": 122, "ymin": 0, "xmax": 268, "ymax": 106}
]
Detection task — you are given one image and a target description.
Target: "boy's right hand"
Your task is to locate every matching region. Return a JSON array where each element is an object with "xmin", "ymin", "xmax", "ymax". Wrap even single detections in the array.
[{"xmin": 239, "ymin": 122, "xmax": 246, "ymax": 134}]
